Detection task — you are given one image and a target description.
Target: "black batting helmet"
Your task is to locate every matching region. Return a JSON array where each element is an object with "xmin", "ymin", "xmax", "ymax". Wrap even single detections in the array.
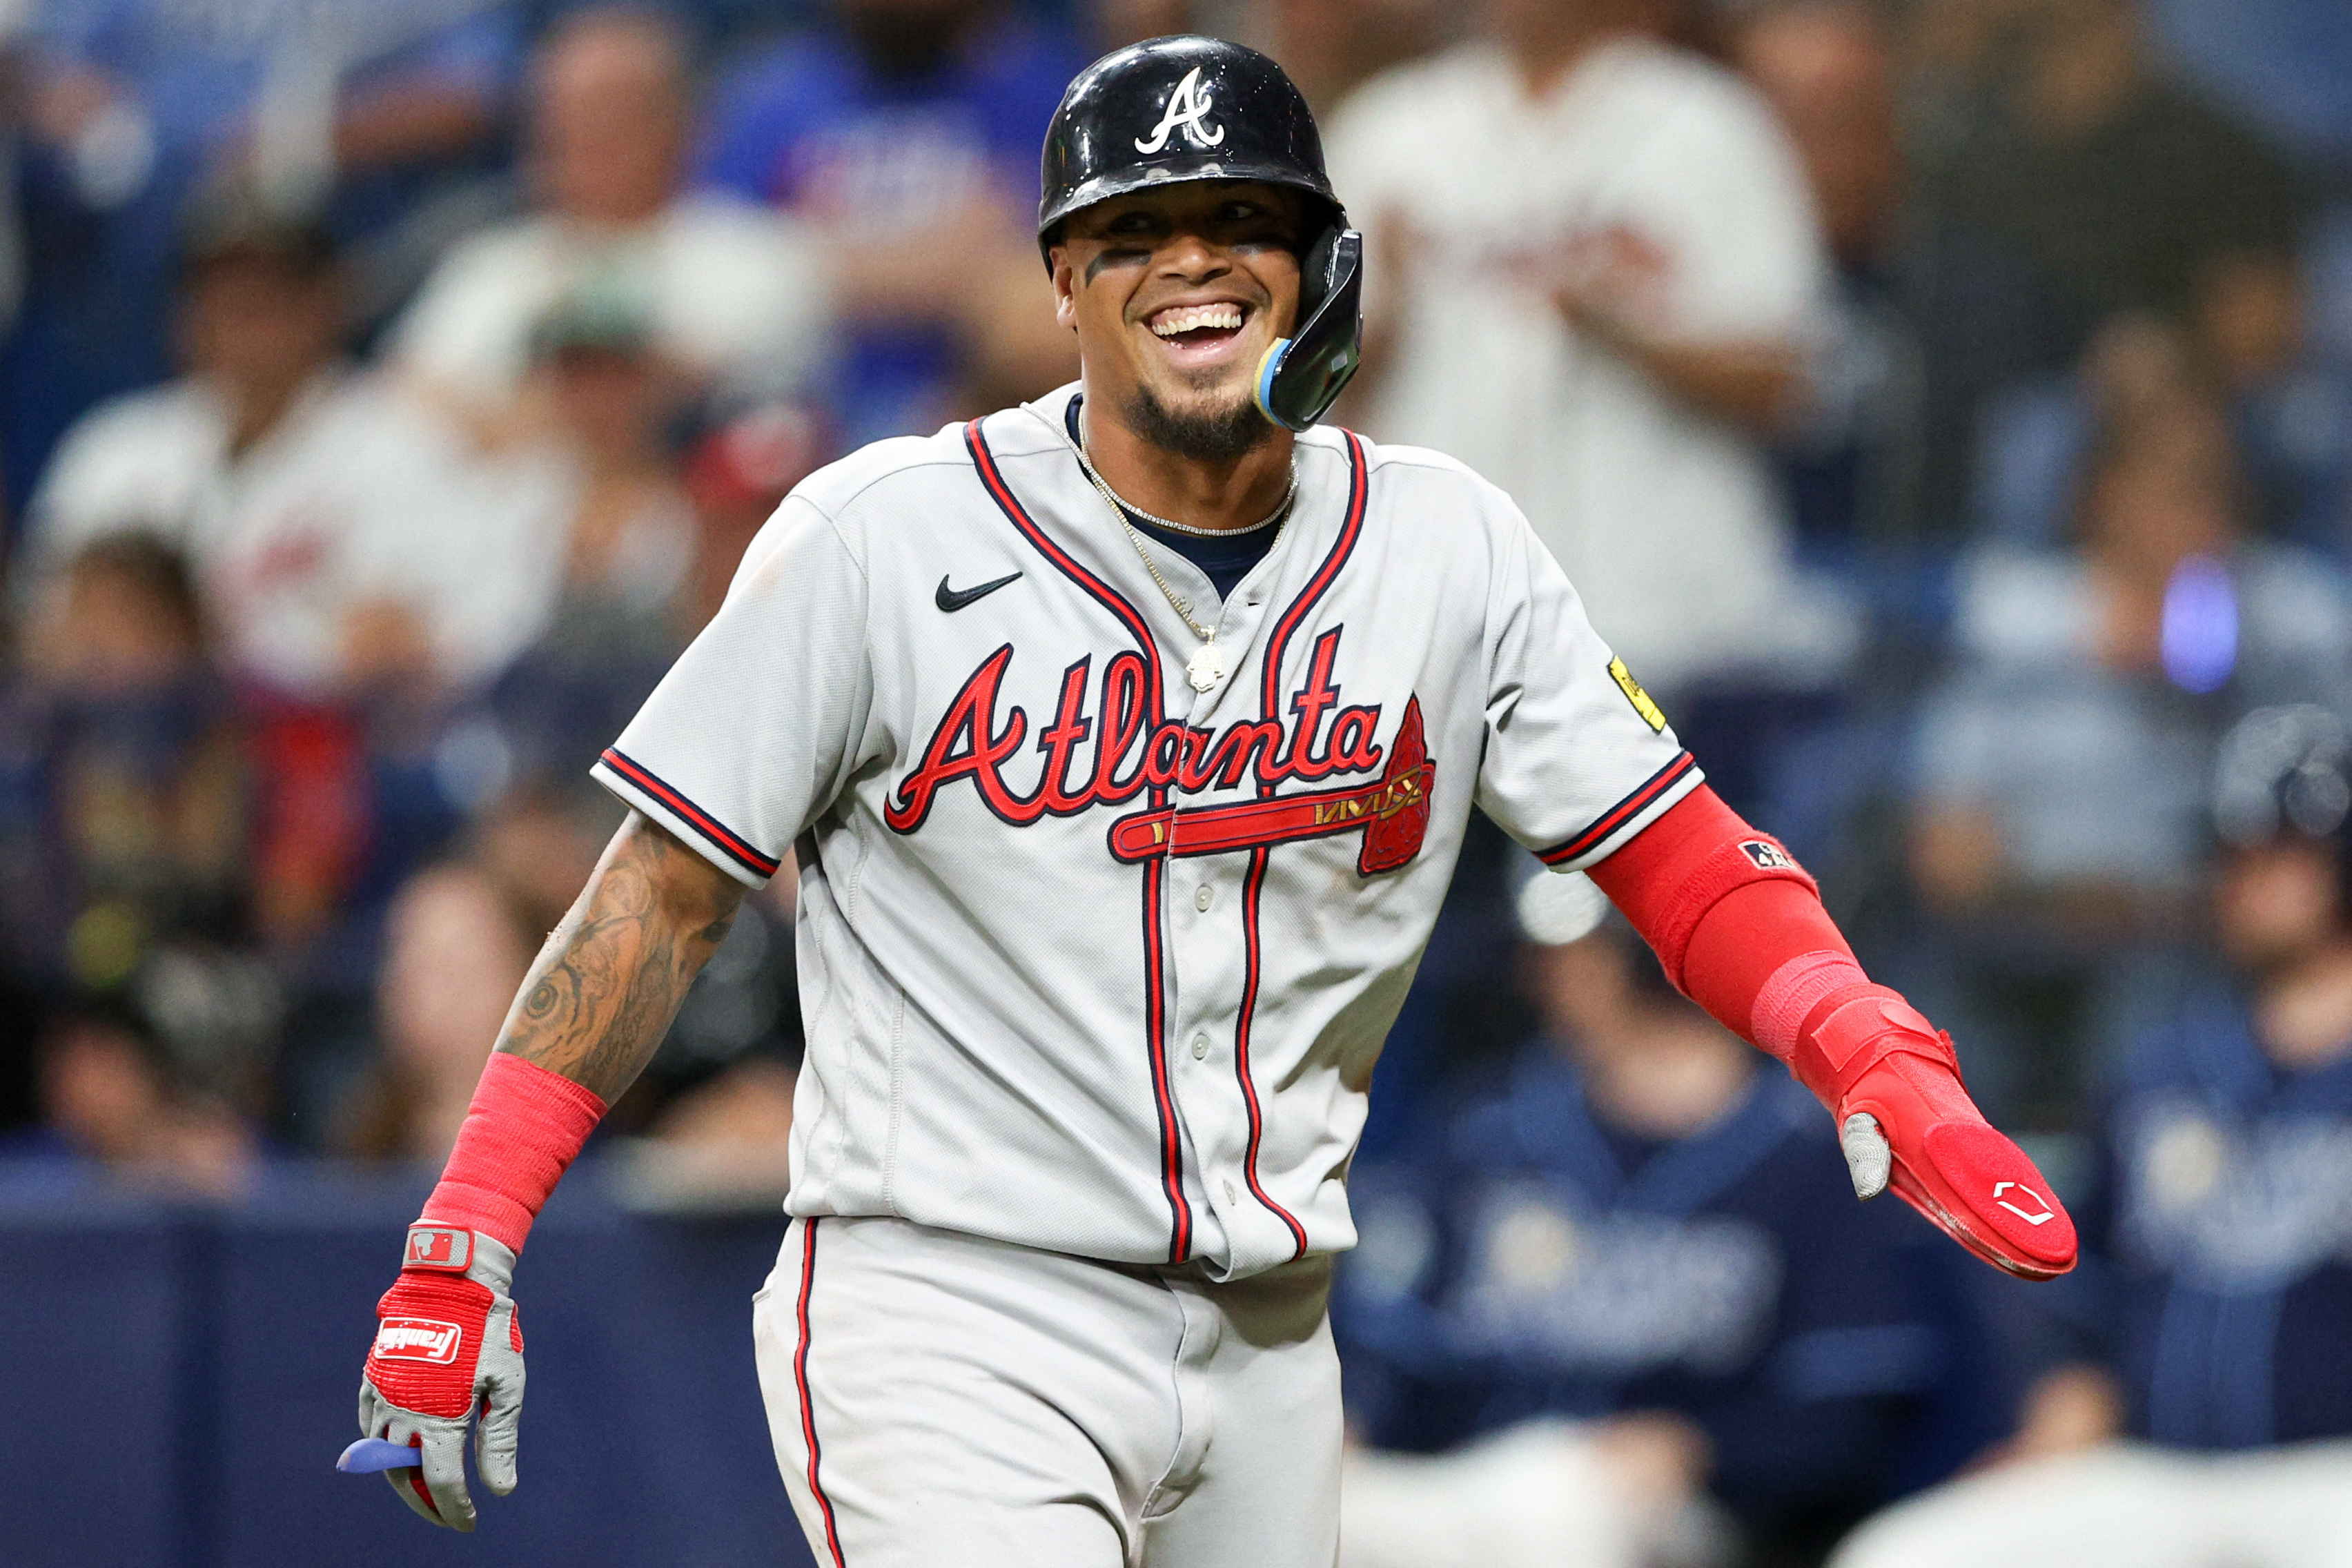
[{"xmin": 1038, "ymin": 36, "xmax": 1364, "ymax": 433}]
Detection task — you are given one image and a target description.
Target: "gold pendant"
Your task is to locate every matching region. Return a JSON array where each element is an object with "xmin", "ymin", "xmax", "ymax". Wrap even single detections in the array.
[{"xmin": 1186, "ymin": 640, "xmax": 1228, "ymax": 693}]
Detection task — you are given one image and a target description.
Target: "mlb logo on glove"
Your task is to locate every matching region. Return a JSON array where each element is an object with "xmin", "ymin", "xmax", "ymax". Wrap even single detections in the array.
[{"xmin": 405, "ymin": 1225, "xmax": 473, "ymax": 1271}]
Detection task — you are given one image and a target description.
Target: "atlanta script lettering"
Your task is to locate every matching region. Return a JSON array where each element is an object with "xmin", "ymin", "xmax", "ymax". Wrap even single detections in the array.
[{"xmin": 884, "ymin": 628, "xmax": 1429, "ymax": 875}]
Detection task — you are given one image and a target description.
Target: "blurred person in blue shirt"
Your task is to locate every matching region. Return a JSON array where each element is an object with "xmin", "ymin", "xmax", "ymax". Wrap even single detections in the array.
[
  {"xmin": 1834, "ymin": 705, "xmax": 2352, "ymax": 1567},
  {"xmin": 1334, "ymin": 879, "xmax": 1971, "ymax": 1568},
  {"xmin": 10, "ymin": 0, "xmax": 524, "ymax": 511},
  {"xmin": 0, "ymin": 533, "xmax": 248, "ymax": 992},
  {"xmin": 1972, "ymin": 258, "xmax": 2352, "ymax": 566},
  {"xmin": 1905, "ymin": 368, "xmax": 2352, "ymax": 1128},
  {"xmin": 8, "ymin": 997, "xmax": 260, "ymax": 1196},
  {"xmin": 693, "ymin": 0, "xmax": 1084, "ymax": 442}
]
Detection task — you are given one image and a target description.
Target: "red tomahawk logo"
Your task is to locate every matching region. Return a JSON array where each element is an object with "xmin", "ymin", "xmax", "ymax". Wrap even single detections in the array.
[{"xmin": 1109, "ymin": 698, "xmax": 1434, "ymax": 874}]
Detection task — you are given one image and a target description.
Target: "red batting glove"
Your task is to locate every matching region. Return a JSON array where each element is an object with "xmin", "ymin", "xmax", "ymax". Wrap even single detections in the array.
[
  {"xmin": 1790, "ymin": 986, "xmax": 2075, "ymax": 1278},
  {"xmin": 357, "ymin": 1225, "xmax": 526, "ymax": 1531}
]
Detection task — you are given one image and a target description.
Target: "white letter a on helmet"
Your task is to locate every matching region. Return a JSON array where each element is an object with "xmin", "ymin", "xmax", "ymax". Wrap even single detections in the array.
[{"xmin": 1136, "ymin": 67, "xmax": 1225, "ymax": 154}]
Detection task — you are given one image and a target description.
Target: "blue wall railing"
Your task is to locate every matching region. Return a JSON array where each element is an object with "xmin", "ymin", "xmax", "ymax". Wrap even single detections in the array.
[{"xmin": 0, "ymin": 1161, "xmax": 815, "ymax": 1568}]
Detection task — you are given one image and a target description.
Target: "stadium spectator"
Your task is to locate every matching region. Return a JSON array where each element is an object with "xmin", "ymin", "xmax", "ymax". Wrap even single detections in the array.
[
  {"xmin": 338, "ymin": 855, "xmax": 540, "ymax": 1162},
  {"xmin": 1906, "ymin": 371, "xmax": 2352, "ymax": 1125},
  {"xmin": 2193, "ymin": 253, "xmax": 2352, "ymax": 562},
  {"xmin": 478, "ymin": 291, "xmax": 700, "ymax": 792},
  {"xmin": 1092, "ymin": 0, "xmax": 1440, "ymax": 115},
  {"xmin": 391, "ymin": 8, "xmax": 834, "ymax": 428},
  {"xmin": 677, "ymin": 400, "xmax": 830, "ymax": 636},
  {"xmin": 1324, "ymin": 0, "xmax": 1834, "ymax": 683},
  {"xmin": 1970, "ymin": 260, "xmax": 2352, "ymax": 563},
  {"xmin": 1835, "ymin": 704, "xmax": 2352, "ymax": 1568},
  {"xmin": 10, "ymin": 0, "xmax": 522, "ymax": 513},
  {"xmin": 339, "ymin": 779, "xmax": 804, "ymax": 1173},
  {"xmin": 1737, "ymin": 0, "xmax": 1924, "ymax": 554},
  {"xmin": 24, "ymin": 195, "xmax": 563, "ymax": 703},
  {"xmin": 1323, "ymin": 0, "xmax": 1852, "ymax": 817},
  {"xmin": 694, "ymin": 0, "xmax": 1084, "ymax": 442},
  {"xmin": 520, "ymin": 291, "xmax": 696, "ymax": 629},
  {"xmin": 1334, "ymin": 901, "xmax": 1963, "ymax": 1567},
  {"xmin": 19, "ymin": 1001, "xmax": 259, "ymax": 1197},
  {"xmin": 1902, "ymin": 0, "xmax": 2308, "ymax": 536},
  {"xmin": 471, "ymin": 308, "xmax": 829, "ymax": 816},
  {"xmin": 0, "ymin": 536, "xmax": 247, "ymax": 992}
]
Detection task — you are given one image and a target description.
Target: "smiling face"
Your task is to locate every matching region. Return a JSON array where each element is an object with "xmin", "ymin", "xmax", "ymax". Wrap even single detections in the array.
[{"xmin": 1050, "ymin": 180, "xmax": 1305, "ymax": 461}]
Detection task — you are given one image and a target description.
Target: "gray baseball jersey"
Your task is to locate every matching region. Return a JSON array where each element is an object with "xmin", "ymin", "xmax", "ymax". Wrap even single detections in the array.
[{"xmin": 593, "ymin": 383, "xmax": 1697, "ymax": 1281}]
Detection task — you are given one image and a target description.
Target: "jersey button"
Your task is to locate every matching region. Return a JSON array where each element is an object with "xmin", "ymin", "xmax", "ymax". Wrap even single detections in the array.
[
  {"xmin": 1194, "ymin": 885, "xmax": 1214, "ymax": 912},
  {"xmin": 1224, "ymin": 1180, "xmax": 1239, "ymax": 1206},
  {"xmin": 1190, "ymin": 1033, "xmax": 1210, "ymax": 1060}
]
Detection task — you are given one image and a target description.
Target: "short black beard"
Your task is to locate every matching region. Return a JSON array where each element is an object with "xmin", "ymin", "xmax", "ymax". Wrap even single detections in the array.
[{"xmin": 1124, "ymin": 383, "xmax": 1271, "ymax": 464}]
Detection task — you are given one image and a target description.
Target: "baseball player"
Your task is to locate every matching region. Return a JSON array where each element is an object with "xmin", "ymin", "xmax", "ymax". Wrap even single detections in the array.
[{"xmin": 355, "ymin": 36, "xmax": 2077, "ymax": 1567}]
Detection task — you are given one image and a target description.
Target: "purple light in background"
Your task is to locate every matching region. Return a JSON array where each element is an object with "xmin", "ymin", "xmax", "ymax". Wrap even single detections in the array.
[{"xmin": 2162, "ymin": 554, "xmax": 2237, "ymax": 694}]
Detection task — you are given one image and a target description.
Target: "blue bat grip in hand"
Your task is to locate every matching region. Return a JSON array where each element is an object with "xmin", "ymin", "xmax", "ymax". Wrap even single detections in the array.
[{"xmin": 337, "ymin": 1438, "xmax": 422, "ymax": 1473}]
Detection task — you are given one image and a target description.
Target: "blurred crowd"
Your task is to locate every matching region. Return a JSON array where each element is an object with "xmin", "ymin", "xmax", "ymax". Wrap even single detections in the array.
[{"xmin": 1, "ymin": 0, "xmax": 2351, "ymax": 1562}]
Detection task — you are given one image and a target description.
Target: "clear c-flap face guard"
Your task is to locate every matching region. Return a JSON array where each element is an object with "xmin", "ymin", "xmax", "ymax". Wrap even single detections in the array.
[{"xmin": 1255, "ymin": 228, "xmax": 1364, "ymax": 433}]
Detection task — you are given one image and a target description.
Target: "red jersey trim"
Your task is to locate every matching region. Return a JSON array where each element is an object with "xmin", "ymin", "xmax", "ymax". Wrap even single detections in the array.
[
  {"xmin": 597, "ymin": 747, "xmax": 782, "ymax": 879},
  {"xmin": 1536, "ymin": 751, "xmax": 1701, "ymax": 868}
]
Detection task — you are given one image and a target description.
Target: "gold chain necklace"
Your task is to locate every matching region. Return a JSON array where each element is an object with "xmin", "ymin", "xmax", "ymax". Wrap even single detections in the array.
[{"xmin": 1075, "ymin": 440, "xmax": 1297, "ymax": 694}]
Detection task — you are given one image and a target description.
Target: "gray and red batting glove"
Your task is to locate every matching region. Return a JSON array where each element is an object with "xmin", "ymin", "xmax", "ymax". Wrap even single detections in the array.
[
  {"xmin": 1760, "ymin": 959, "xmax": 2077, "ymax": 1279},
  {"xmin": 353, "ymin": 1052, "xmax": 605, "ymax": 1527},
  {"xmin": 359, "ymin": 1224, "xmax": 527, "ymax": 1530}
]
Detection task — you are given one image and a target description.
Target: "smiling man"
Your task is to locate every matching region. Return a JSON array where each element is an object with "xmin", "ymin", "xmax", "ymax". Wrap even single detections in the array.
[{"xmin": 351, "ymin": 36, "xmax": 2075, "ymax": 1568}]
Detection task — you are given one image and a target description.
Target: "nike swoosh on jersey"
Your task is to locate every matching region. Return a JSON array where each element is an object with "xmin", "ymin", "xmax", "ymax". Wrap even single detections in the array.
[{"xmin": 935, "ymin": 571, "xmax": 1022, "ymax": 612}]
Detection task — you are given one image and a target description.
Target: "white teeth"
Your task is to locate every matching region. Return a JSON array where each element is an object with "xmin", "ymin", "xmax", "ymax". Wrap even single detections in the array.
[{"xmin": 1151, "ymin": 303, "xmax": 1244, "ymax": 337}]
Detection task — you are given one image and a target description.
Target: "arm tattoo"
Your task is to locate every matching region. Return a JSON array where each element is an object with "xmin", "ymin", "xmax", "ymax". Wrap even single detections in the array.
[{"xmin": 494, "ymin": 812, "xmax": 749, "ymax": 1101}]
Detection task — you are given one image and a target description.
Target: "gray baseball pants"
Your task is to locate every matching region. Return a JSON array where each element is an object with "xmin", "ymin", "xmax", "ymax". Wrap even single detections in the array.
[{"xmin": 754, "ymin": 1214, "xmax": 1343, "ymax": 1567}]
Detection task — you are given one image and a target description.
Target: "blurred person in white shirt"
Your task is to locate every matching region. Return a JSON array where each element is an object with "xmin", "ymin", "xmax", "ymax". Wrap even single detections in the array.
[
  {"xmin": 1324, "ymin": 0, "xmax": 1845, "ymax": 698},
  {"xmin": 391, "ymin": 7, "xmax": 834, "ymax": 429},
  {"xmin": 25, "ymin": 195, "xmax": 560, "ymax": 703},
  {"xmin": 468, "ymin": 291, "xmax": 708, "ymax": 792}
]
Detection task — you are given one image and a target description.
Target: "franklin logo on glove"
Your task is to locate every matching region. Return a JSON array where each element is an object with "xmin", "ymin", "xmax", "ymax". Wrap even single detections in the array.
[{"xmin": 373, "ymin": 1320, "xmax": 464, "ymax": 1364}]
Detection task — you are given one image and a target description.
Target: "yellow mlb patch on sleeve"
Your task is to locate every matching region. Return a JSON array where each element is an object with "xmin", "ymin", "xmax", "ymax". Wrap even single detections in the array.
[{"xmin": 1608, "ymin": 657, "xmax": 1667, "ymax": 733}]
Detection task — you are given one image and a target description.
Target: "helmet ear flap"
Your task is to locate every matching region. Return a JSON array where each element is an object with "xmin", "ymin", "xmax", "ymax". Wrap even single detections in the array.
[{"xmin": 1255, "ymin": 226, "xmax": 1364, "ymax": 431}]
